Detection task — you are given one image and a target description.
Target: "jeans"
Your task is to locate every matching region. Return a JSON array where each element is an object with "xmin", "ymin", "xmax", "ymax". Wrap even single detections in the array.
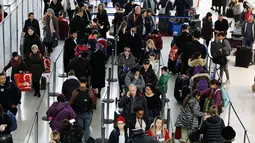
[
  {"xmin": 245, "ymin": 39, "xmax": 254, "ymax": 49},
  {"xmin": 76, "ymin": 112, "xmax": 93, "ymax": 142},
  {"xmin": 220, "ymin": 61, "xmax": 230, "ymax": 81}
]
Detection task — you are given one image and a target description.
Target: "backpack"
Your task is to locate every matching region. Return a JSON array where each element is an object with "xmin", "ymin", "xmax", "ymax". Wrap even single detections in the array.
[
  {"xmin": 75, "ymin": 89, "xmax": 93, "ymax": 113},
  {"xmin": 7, "ymin": 111, "xmax": 17, "ymax": 132},
  {"xmin": 169, "ymin": 44, "xmax": 178, "ymax": 61},
  {"xmin": 196, "ymin": 79, "xmax": 209, "ymax": 91},
  {"xmin": 29, "ymin": 53, "xmax": 43, "ymax": 59},
  {"xmin": 75, "ymin": 45, "xmax": 88, "ymax": 57},
  {"xmin": 220, "ymin": 86, "xmax": 230, "ymax": 108}
]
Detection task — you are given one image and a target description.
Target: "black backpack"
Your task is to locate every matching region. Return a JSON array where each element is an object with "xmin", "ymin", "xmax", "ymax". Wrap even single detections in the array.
[
  {"xmin": 75, "ymin": 89, "xmax": 93, "ymax": 113},
  {"xmin": 210, "ymin": 41, "xmax": 228, "ymax": 65}
]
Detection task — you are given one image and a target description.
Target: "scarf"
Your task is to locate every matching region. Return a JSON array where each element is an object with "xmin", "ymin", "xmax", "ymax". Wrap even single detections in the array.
[
  {"xmin": 10, "ymin": 56, "xmax": 22, "ymax": 67},
  {"xmin": 50, "ymin": 18, "xmax": 55, "ymax": 36}
]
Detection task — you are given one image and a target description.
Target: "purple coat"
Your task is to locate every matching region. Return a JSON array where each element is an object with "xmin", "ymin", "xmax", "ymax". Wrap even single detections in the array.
[{"xmin": 46, "ymin": 102, "xmax": 76, "ymax": 131}]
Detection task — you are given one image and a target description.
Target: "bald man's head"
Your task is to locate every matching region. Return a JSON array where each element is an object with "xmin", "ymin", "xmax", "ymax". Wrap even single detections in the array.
[
  {"xmin": 135, "ymin": 6, "xmax": 141, "ymax": 15},
  {"xmin": 129, "ymin": 84, "xmax": 137, "ymax": 97}
]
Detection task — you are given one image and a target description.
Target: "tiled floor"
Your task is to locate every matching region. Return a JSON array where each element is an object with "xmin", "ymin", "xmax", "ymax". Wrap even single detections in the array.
[{"xmin": 2, "ymin": 0, "xmax": 255, "ymax": 142}]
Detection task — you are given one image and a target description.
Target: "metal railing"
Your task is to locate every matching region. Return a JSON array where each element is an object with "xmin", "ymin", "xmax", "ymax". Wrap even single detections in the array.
[
  {"xmin": 0, "ymin": 0, "xmax": 43, "ymax": 71},
  {"xmin": 23, "ymin": 48, "xmax": 64, "ymax": 143}
]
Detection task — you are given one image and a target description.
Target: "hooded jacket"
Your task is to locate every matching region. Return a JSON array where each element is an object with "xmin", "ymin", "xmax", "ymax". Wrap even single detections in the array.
[
  {"xmin": 47, "ymin": 102, "xmax": 76, "ymax": 131},
  {"xmin": 125, "ymin": 71, "xmax": 145, "ymax": 91},
  {"xmin": 156, "ymin": 72, "xmax": 170, "ymax": 94},
  {"xmin": 140, "ymin": 65, "xmax": 158, "ymax": 86},
  {"xmin": 61, "ymin": 76, "xmax": 80, "ymax": 101},
  {"xmin": 200, "ymin": 115, "xmax": 225, "ymax": 142},
  {"xmin": 175, "ymin": 96, "xmax": 203, "ymax": 130},
  {"xmin": 190, "ymin": 73, "xmax": 210, "ymax": 91}
]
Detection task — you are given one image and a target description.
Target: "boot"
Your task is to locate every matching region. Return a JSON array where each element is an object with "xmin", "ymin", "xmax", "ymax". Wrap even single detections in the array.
[
  {"xmin": 37, "ymin": 92, "xmax": 41, "ymax": 97},
  {"xmin": 34, "ymin": 92, "xmax": 37, "ymax": 96}
]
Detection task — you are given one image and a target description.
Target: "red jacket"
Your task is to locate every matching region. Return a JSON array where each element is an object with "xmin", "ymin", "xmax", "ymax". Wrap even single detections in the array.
[
  {"xmin": 245, "ymin": 11, "xmax": 252, "ymax": 21},
  {"xmin": 148, "ymin": 129, "xmax": 170, "ymax": 141},
  {"xmin": 146, "ymin": 34, "xmax": 163, "ymax": 50}
]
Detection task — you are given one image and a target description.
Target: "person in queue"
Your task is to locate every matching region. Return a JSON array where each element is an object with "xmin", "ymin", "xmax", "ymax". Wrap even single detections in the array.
[
  {"xmin": 22, "ymin": 12, "xmax": 41, "ymax": 37},
  {"xmin": 108, "ymin": 116, "xmax": 129, "ymax": 143}
]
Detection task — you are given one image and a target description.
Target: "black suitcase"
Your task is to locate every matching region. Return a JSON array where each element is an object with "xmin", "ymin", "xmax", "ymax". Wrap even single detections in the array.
[
  {"xmin": 41, "ymin": 76, "xmax": 47, "ymax": 90},
  {"xmin": 231, "ymin": 29, "xmax": 242, "ymax": 38},
  {"xmin": 191, "ymin": 19, "xmax": 201, "ymax": 29},
  {"xmin": 235, "ymin": 47, "xmax": 252, "ymax": 68},
  {"xmin": 174, "ymin": 75, "xmax": 190, "ymax": 102}
]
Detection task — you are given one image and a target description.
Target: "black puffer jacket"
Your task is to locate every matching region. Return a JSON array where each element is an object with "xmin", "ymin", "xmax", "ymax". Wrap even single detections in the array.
[
  {"xmin": 61, "ymin": 76, "xmax": 80, "ymax": 101},
  {"xmin": 200, "ymin": 115, "xmax": 225, "ymax": 143},
  {"xmin": 140, "ymin": 65, "xmax": 158, "ymax": 87}
]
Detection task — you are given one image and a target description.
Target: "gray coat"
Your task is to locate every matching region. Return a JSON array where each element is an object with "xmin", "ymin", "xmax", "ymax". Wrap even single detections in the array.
[
  {"xmin": 175, "ymin": 96, "xmax": 203, "ymax": 130},
  {"xmin": 242, "ymin": 21, "xmax": 255, "ymax": 40},
  {"xmin": 43, "ymin": 15, "xmax": 59, "ymax": 43},
  {"xmin": 118, "ymin": 54, "xmax": 137, "ymax": 71},
  {"xmin": 125, "ymin": 71, "xmax": 145, "ymax": 91}
]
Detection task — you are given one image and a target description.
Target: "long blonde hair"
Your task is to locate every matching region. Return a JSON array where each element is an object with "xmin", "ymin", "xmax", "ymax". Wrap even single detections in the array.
[
  {"xmin": 49, "ymin": 130, "xmax": 60, "ymax": 143},
  {"xmin": 146, "ymin": 39, "xmax": 156, "ymax": 49},
  {"xmin": 149, "ymin": 116, "xmax": 165, "ymax": 137}
]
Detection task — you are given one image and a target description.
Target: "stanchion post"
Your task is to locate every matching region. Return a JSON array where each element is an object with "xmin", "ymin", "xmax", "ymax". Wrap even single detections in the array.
[
  {"xmin": 103, "ymin": 85, "xmax": 114, "ymax": 124},
  {"xmin": 49, "ymin": 61, "xmax": 60, "ymax": 97},
  {"xmin": 167, "ymin": 108, "xmax": 170, "ymax": 132},
  {"xmin": 244, "ymin": 130, "xmax": 247, "ymax": 143},
  {"xmin": 114, "ymin": 36, "xmax": 118, "ymax": 65},
  {"xmin": 35, "ymin": 111, "xmax": 38, "ymax": 143},
  {"xmin": 58, "ymin": 49, "xmax": 67, "ymax": 78},
  {"xmin": 47, "ymin": 82, "xmax": 50, "ymax": 108},
  {"xmin": 102, "ymin": 126, "xmax": 105, "ymax": 143},
  {"xmin": 228, "ymin": 102, "xmax": 231, "ymax": 126},
  {"xmin": 107, "ymin": 50, "xmax": 117, "ymax": 82}
]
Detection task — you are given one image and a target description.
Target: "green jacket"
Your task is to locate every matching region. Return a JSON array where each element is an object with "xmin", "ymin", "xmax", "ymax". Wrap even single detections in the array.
[{"xmin": 156, "ymin": 72, "xmax": 171, "ymax": 94}]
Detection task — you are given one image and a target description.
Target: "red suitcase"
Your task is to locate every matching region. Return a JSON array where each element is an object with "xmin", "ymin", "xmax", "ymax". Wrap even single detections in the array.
[
  {"xmin": 44, "ymin": 58, "xmax": 51, "ymax": 73},
  {"xmin": 58, "ymin": 18, "xmax": 69, "ymax": 40},
  {"xmin": 14, "ymin": 73, "xmax": 32, "ymax": 91}
]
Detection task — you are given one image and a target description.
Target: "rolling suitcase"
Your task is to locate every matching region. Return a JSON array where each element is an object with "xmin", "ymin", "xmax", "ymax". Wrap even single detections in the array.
[
  {"xmin": 235, "ymin": 46, "xmax": 252, "ymax": 68},
  {"xmin": 174, "ymin": 74, "xmax": 190, "ymax": 102},
  {"xmin": 191, "ymin": 19, "xmax": 201, "ymax": 29},
  {"xmin": 58, "ymin": 18, "xmax": 69, "ymax": 40}
]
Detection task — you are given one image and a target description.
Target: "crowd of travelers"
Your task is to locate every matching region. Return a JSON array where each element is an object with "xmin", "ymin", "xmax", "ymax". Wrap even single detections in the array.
[{"xmin": 2, "ymin": 0, "xmax": 255, "ymax": 142}]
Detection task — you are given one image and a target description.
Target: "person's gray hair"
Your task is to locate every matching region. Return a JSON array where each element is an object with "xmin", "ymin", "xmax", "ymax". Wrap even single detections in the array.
[{"xmin": 129, "ymin": 84, "xmax": 137, "ymax": 89}]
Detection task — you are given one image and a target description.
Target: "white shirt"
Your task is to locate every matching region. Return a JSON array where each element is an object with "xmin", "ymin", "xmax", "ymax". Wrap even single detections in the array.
[
  {"xmin": 135, "ymin": 118, "xmax": 146, "ymax": 131},
  {"xmin": 119, "ymin": 131, "xmax": 125, "ymax": 143}
]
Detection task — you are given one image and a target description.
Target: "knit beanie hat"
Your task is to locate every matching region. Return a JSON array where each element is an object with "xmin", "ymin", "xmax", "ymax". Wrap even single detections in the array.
[
  {"xmin": 221, "ymin": 126, "xmax": 236, "ymax": 141},
  {"xmin": 47, "ymin": 8, "xmax": 54, "ymax": 14},
  {"xmin": 12, "ymin": 52, "xmax": 18, "ymax": 57},
  {"xmin": 116, "ymin": 116, "xmax": 126, "ymax": 124}
]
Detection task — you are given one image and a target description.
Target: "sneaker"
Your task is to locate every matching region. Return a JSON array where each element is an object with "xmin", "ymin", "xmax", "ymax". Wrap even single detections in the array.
[{"xmin": 224, "ymin": 80, "xmax": 230, "ymax": 85}]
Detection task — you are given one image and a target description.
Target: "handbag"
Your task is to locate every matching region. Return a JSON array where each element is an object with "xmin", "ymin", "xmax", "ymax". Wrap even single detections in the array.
[
  {"xmin": 0, "ymin": 134, "xmax": 13, "ymax": 143},
  {"xmin": 159, "ymin": 0, "xmax": 170, "ymax": 14}
]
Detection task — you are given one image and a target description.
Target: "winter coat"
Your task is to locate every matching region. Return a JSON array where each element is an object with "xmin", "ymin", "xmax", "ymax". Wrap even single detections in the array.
[
  {"xmin": 200, "ymin": 116, "xmax": 225, "ymax": 143},
  {"xmin": 175, "ymin": 31, "xmax": 193, "ymax": 55},
  {"xmin": 47, "ymin": 102, "xmax": 76, "ymax": 131},
  {"xmin": 125, "ymin": 71, "xmax": 145, "ymax": 91},
  {"xmin": 61, "ymin": 76, "xmax": 80, "ymax": 101},
  {"xmin": 96, "ymin": 10, "xmax": 110, "ymax": 33},
  {"xmin": 27, "ymin": 52, "xmax": 45, "ymax": 81},
  {"xmin": 0, "ymin": 113, "xmax": 12, "ymax": 134},
  {"xmin": 108, "ymin": 128, "xmax": 129, "ymax": 143},
  {"xmin": 127, "ymin": 10, "xmax": 139, "ymax": 28},
  {"xmin": 0, "ymin": 81, "xmax": 21, "ymax": 113},
  {"xmin": 135, "ymin": 16, "xmax": 152, "ymax": 36},
  {"xmin": 201, "ymin": 88, "xmax": 222, "ymax": 108},
  {"xmin": 70, "ymin": 15, "xmax": 87, "ymax": 39},
  {"xmin": 113, "ymin": 11, "xmax": 124, "ymax": 35},
  {"xmin": 3, "ymin": 56, "xmax": 27, "ymax": 81},
  {"xmin": 183, "ymin": 40, "xmax": 207, "ymax": 63},
  {"xmin": 118, "ymin": 54, "xmax": 137, "ymax": 72},
  {"xmin": 157, "ymin": 0, "xmax": 173, "ymax": 15},
  {"xmin": 187, "ymin": 58, "xmax": 207, "ymax": 76},
  {"xmin": 126, "ymin": 32, "xmax": 142, "ymax": 59},
  {"xmin": 201, "ymin": 17, "xmax": 214, "ymax": 40},
  {"xmin": 90, "ymin": 50, "xmax": 107, "ymax": 88},
  {"xmin": 146, "ymin": 34, "xmax": 163, "ymax": 50},
  {"xmin": 118, "ymin": 90, "xmax": 148, "ymax": 119},
  {"xmin": 212, "ymin": 0, "xmax": 220, "ymax": 6},
  {"xmin": 118, "ymin": 29, "xmax": 129, "ymax": 54},
  {"xmin": 175, "ymin": 96, "xmax": 203, "ymax": 130},
  {"xmin": 242, "ymin": 21, "xmax": 255, "ymax": 40},
  {"xmin": 127, "ymin": 113, "xmax": 149, "ymax": 136},
  {"xmin": 63, "ymin": 36, "xmax": 77, "ymax": 73},
  {"xmin": 173, "ymin": 0, "xmax": 192, "ymax": 16},
  {"xmin": 143, "ymin": 0, "xmax": 157, "ymax": 14},
  {"xmin": 49, "ymin": 1, "xmax": 64, "ymax": 17},
  {"xmin": 22, "ymin": 18, "xmax": 41, "ymax": 37},
  {"xmin": 145, "ymin": 94, "xmax": 162, "ymax": 117},
  {"xmin": 43, "ymin": 15, "xmax": 59, "ymax": 44},
  {"xmin": 148, "ymin": 128, "xmax": 170, "ymax": 141},
  {"xmin": 149, "ymin": 60, "xmax": 159, "ymax": 76},
  {"xmin": 156, "ymin": 72, "xmax": 170, "ymax": 94},
  {"xmin": 214, "ymin": 19, "xmax": 229, "ymax": 32},
  {"xmin": 23, "ymin": 33, "xmax": 43, "ymax": 59},
  {"xmin": 67, "ymin": 57, "xmax": 92, "ymax": 80},
  {"xmin": 190, "ymin": 73, "xmax": 210, "ymax": 91},
  {"xmin": 140, "ymin": 65, "xmax": 158, "ymax": 87},
  {"xmin": 188, "ymin": 58, "xmax": 206, "ymax": 67}
]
